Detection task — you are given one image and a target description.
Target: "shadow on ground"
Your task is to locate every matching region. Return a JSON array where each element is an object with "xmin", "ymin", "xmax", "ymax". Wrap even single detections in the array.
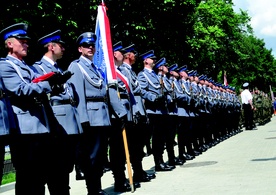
[
  {"xmin": 251, "ymin": 157, "xmax": 276, "ymax": 161},
  {"xmin": 181, "ymin": 161, "xmax": 218, "ymax": 168}
]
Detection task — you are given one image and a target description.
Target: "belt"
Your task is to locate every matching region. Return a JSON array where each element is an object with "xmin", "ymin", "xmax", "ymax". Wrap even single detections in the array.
[
  {"xmin": 0, "ymin": 89, "xmax": 5, "ymax": 99},
  {"xmin": 86, "ymin": 96, "xmax": 108, "ymax": 102},
  {"xmin": 51, "ymin": 99, "xmax": 72, "ymax": 106},
  {"xmin": 120, "ymin": 93, "xmax": 141, "ymax": 99},
  {"xmin": 119, "ymin": 94, "xmax": 129, "ymax": 99}
]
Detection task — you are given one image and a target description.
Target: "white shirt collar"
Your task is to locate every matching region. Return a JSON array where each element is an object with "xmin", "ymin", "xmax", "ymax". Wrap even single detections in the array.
[
  {"xmin": 80, "ymin": 55, "xmax": 92, "ymax": 64},
  {"xmin": 42, "ymin": 56, "xmax": 55, "ymax": 66}
]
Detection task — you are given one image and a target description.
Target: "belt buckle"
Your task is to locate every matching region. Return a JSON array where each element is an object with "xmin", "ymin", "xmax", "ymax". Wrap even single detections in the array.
[
  {"xmin": 103, "ymin": 96, "xmax": 107, "ymax": 103},
  {"xmin": 69, "ymin": 98, "xmax": 76, "ymax": 106}
]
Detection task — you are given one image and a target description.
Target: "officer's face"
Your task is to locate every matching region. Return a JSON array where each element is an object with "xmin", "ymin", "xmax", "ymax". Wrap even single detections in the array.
[
  {"xmin": 179, "ymin": 71, "xmax": 188, "ymax": 79},
  {"xmin": 171, "ymin": 71, "xmax": 179, "ymax": 78},
  {"xmin": 52, "ymin": 43, "xmax": 64, "ymax": 60},
  {"xmin": 78, "ymin": 43, "xmax": 95, "ymax": 59},
  {"xmin": 162, "ymin": 65, "xmax": 168, "ymax": 74},
  {"xmin": 114, "ymin": 51, "xmax": 124, "ymax": 65},
  {"xmin": 7, "ymin": 38, "xmax": 28, "ymax": 59},
  {"xmin": 200, "ymin": 80, "xmax": 204, "ymax": 85},
  {"xmin": 146, "ymin": 58, "xmax": 155, "ymax": 68},
  {"xmin": 128, "ymin": 52, "xmax": 136, "ymax": 64}
]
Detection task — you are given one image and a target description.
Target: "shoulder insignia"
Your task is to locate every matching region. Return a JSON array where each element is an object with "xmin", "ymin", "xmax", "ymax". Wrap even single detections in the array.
[{"xmin": 34, "ymin": 61, "xmax": 43, "ymax": 65}]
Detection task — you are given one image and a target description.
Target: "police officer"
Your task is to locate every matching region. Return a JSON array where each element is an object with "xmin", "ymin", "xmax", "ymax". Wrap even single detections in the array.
[
  {"xmin": 32, "ymin": 30, "xmax": 82, "ymax": 190},
  {"xmin": 241, "ymin": 82, "xmax": 255, "ymax": 130},
  {"xmin": 108, "ymin": 41, "xmax": 132, "ymax": 192},
  {"xmin": 177, "ymin": 65, "xmax": 195, "ymax": 161},
  {"xmin": 108, "ymin": 42, "xmax": 139, "ymax": 192},
  {"xmin": 155, "ymin": 58, "xmax": 179, "ymax": 168},
  {"xmin": 67, "ymin": 32, "xmax": 127, "ymax": 195},
  {"xmin": 138, "ymin": 50, "xmax": 173, "ymax": 172},
  {"xmin": 116, "ymin": 43, "xmax": 156, "ymax": 183},
  {"xmin": 0, "ymin": 23, "xmax": 69, "ymax": 195},
  {"xmin": 0, "ymin": 70, "xmax": 16, "ymax": 185},
  {"xmin": 188, "ymin": 70, "xmax": 203, "ymax": 155},
  {"xmin": 167, "ymin": 64, "xmax": 187, "ymax": 165}
]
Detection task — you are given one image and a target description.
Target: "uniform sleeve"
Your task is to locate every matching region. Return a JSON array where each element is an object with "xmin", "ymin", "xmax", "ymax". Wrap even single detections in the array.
[
  {"xmin": 137, "ymin": 72, "xmax": 156, "ymax": 102},
  {"xmin": 67, "ymin": 62, "xmax": 89, "ymax": 123},
  {"xmin": 108, "ymin": 84, "xmax": 127, "ymax": 118},
  {"xmin": 0, "ymin": 61, "xmax": 51, "ymax": 97}
]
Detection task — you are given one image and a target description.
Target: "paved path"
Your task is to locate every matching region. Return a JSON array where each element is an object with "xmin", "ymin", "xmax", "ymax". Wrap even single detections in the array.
[{"xmin": 1, "ymin": 116, "xmax": 276, "ymax": 195}]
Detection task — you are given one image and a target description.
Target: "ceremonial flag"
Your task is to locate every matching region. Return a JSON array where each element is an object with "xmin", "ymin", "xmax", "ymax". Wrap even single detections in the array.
[
  {"xmin": 93, "ymin": 3, "xmax": 135, "ymax": 104},
  {"xmin": 224, "ymin": 71, "xmax": 228, "ymax": 86},
  {"xmin": 116, "ymin": 69, "xmax": 136, "ymax": 105},
  {"xmin": 93, "ymin": 3, "xmax": 117, "ymax": 84}
]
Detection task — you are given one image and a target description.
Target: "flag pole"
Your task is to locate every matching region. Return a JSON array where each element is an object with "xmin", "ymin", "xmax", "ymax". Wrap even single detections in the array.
[
  {"xmin": 122, "ymin": 127, "xmax": 135, "ymax": 192},
  {"xmin": 97, "ymin": 1, "xmax": 134, "ymax": 192}
]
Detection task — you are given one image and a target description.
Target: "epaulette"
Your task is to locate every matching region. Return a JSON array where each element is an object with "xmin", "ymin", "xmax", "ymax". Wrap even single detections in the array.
[
  {"xmin": 34, "ymin": 61, "xmax": 43, "ymax": 65},
  {"xmin": 0, "ymin": 58, "xmax": 7, "ymax": 61},
  {"xmin": 73, "ymin": 59, "xmax": 80, "ymax": 63}
]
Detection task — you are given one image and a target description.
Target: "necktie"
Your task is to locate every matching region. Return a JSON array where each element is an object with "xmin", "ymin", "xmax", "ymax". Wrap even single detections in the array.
[{"xmin": 54, "ymin": 63, "xmax": 62, "ymax": 73}]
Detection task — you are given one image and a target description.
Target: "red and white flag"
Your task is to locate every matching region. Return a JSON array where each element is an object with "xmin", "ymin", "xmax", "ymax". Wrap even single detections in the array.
[
  {"xmin": 116, "ymin": 69, "xmax": 136, "ymax": 104},
  {"xmin": 93, "ymin": 3, "xmax": 117, "ymax": 84},
  {"xmin": 93, "ymin": 2, "xmax": 135, "ymax": 104}
]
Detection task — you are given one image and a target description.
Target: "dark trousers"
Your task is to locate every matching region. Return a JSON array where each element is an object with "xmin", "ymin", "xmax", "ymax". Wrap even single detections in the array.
[
  {"xmin": 243, "ymin": 104, "xmax": 253, "ymax": 129},
  {"xmin": 109, "ymin": 117, "xmax": 147, "ymax": 182},
  {"xmin": 0, "ymin": 135, "xmax": 9, "ymax": 186},
  {"xmin": 165, "ymin": 115, "xmax": 177, "ymax": 162},
  {"xmin": 56, "ymin": 134, "xmax": 81, "ymax": 174},
  {"xmin": 109, "ymin": 119, "xmax": 127, "ymax": 183},
  {"xmin": 10, "ymin": 134, "xmax": 70, "ymax": 195},
  {"xmin": 79, "ymin": 126, "xmax": 108, "ymax": 194},
  {"xmin": 127, "ymin": 119, "xmax": 148, "ymax": 175},
  {"xmin": 178, "ymin": 116, "xmax": 192, "ymax": 156},
  {"xmin": 149, "ymin": 114, "xmax": 170, "ymax": 165}
]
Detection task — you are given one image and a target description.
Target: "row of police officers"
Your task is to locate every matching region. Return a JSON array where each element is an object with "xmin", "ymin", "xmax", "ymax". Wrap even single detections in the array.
[{"xmin": 0, "ymin": 23, "xmax": 243, "ymax": 195}]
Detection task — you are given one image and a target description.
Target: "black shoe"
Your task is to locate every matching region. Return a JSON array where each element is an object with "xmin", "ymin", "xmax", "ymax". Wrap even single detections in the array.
[
  {"xmin": 167, "ymin": 162, "xmax": 176, "ymax": 169},
  {"xmin": 133, "ymin": 173, "xmax": 151, "ymax": 182},
  {"xmin": 146, "ymin": 172, "xmax": 156, "ymax": 179},
  {"xmin": 181, "ymin": 153, "xmax": 194, "ymax": 161},
  {"xmin": 193, "ymin": 150, "xmax": 202, "ymax": 156},
  {"xmin": 133, "ymin": 170, "xmax": 156, "ymax": 182},
  {"xmin": 75, "ymin": 171, "xmax": 85, "ymax": 180},
  {"xmin": 134, "ymin": 182, "xmax": 141, "ymax": 188},
  {"xmin": 98, "ymin": 190, "xmax": 109, "ymax": 195},
  {"xmin": 155, "ymin": 163, "xmax": 173, "ymax": 172},
  {"xmin": 175, "ymin": 158, "xmax": 185, "ymax": 165},
  {"xmin": 103, "ymin": 166, "xmax": 111, "ymax": 173},
  {"xmin": 114, "ymin": 181, "xmax": 132, "ymax": 192}
]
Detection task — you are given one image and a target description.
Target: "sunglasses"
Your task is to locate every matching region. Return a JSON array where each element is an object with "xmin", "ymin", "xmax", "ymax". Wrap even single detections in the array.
[{"xmin": 81, "ymin": 43, "xmax": 95, "ymax": 48}]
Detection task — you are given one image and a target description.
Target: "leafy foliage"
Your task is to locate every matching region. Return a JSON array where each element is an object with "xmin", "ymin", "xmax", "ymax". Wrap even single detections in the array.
[{"xmin": 0, "ymin": 0, "xmax": 275, "ymax": 93}]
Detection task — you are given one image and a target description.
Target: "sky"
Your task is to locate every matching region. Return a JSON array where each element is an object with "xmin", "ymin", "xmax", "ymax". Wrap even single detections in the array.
[{"xmin": 232, "ymin": 0, "xmax": 276, "ymax": 56}]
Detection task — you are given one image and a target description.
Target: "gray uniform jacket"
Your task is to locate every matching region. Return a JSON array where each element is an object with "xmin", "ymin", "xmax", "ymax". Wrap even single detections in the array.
[
  {"xmin": 191, "ymin": 82, "xmax": 199, "ymax": 116},
  {"xmin": 0, "ymin": 55, "xmax": 53, "ymax": 134},
  {"xmin": 0, "ymin": 74, "xmax": 16, "ymax": 135},
  {"xmin": 138, "ymin": 68, "xmax": 168, "ymax": 115},
  {"xmin": 116, "ymin": 67, "xmax": 132, "ymax": 122},
  {"xmin": 68, "ymin": 56, "xmax": 126, "ymax": 126},
  {"xmin": 179, "ymin": 79, "xmax": 194, "ymax": 117},
  {"xmin": 119, "ymin": 63, "xmax": 147, "ymax": 117},
  {"xmin": 32, "ymin": 57, "xmax": 82, "ymax": 134},
  {"xmin": 172, "ymin": 78, "xmax": 189, "ymax": 117},
  {"xmin": 164, "ymin": 76, "xmax": 177, "ymax": 115}
]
